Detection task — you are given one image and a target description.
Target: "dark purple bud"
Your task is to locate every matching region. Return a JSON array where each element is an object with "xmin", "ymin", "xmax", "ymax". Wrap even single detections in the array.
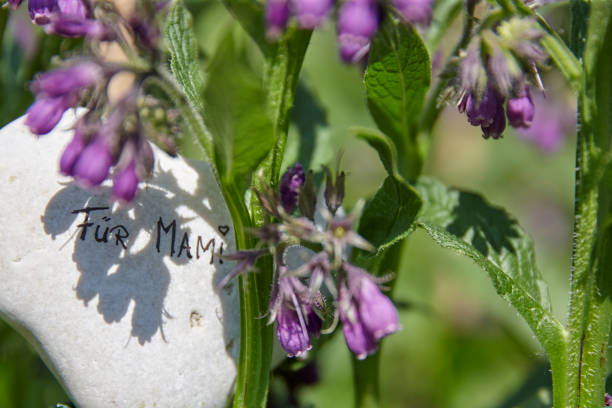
[
  {"xmin": 280, "ymin": 163, "xmax": 305, "ymax": 214},
  {"xmin": 393, "ymin": 0, "xmax": 432, "ymax": 25},
  {"xmin": 293, "ymin": 0, "xmax": 333, "ymax": 29},
  {"xmin": 340, "ymin": 303, "xmax": 377, "ymax": 360},
  {"xmin": 59, "ymin": 128, "xmax": 85, "ymax": 175},
  {"xmin": 25, "ymin": 94, "xmax": 76, "ymax": 135},
  {"xmin": 276, "ymin": 306, "xmax": 312, "ymax": 357},
  {"xmin": 337, "ymin": 0, "xmax": 379, "ymax": 63},
  {"xmin": 466, "ymin": 85, "xmax": 500, "ymax": 127},
  {"xmin": 506, "ymin": 87, "xmax": 534, "ymax": 128},
  {"xmin": 32, "ymin": 62, "xmax": 102, "ymax": 97},
  {"xmin": 29, "ymin": 0, "xmax": 58, "ymax": 25},
  {"xmin": 8, "ymin": 0, "xmax": 24, "ymax": 10},
  {"xmin": 49, "ymin": 16, "xmax": 114, "ymax": 40},
  {"xmin": 266, "ymin": 0, "xmax": 290, "ymax": 40},
  {"xmin": 345, "ymin": 262, "xmax": 399, "ymax": 340},
  {"xmin": 323, "ymin": 164, "xmax": 345, "ymax": 215},
  {"xmin": 305, "ymin": 304, "xmax": 322, "ymax": 338},
  {"xmin": 298, "ymin": 170, "xmax": 316, "ymax": 220},
  {"xmin": 112, "ymin": 161, "xmax": 139, "ymax": 202},
  {"xmin": 481, "ymin": 101, "xmax": 506, "ymax": 139},
  {"xmin": 72, "ymin": 138, "xmax": 113, "ymax": 187}
]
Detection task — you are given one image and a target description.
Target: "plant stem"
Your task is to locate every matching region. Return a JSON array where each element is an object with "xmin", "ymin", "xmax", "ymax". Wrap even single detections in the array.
[{"xmin": 566, "ymin": 1, "xmax": 612, "ymax": 407}]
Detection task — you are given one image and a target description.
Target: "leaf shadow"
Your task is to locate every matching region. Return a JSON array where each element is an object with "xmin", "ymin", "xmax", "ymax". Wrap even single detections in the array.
[
  {"xmin": 447, "ymin": 192, "xmax": 520, "ymax": 258},
  {"xmin": 41, "ymin": 160, "xmax": 238, "ymax": 357}
]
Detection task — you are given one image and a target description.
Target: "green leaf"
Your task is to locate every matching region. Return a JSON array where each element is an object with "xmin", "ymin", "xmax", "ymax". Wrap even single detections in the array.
[
  {"xmin": 354, "ymin": 127, "xmax": 404, "ymax": 184},
  {"xmin": 414, "ymin": 177, "xmax": 567, "ymax": 403},
  {"xmin": 203, "ymin": 30, "xmax": 275, "ymax": 190},
  {"xmin": 164, "ymin": 0, "xmax": 214, "ymax": 161},
  {"xmin": 365, "ymin": 19, "xmax": 430, "ymax": 179}
]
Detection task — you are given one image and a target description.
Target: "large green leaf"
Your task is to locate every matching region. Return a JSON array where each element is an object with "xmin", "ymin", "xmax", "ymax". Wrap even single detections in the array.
[
  {"xmin": 365, "ymin": 19, "xmax": 430, "ymax": 178},
  {"xmin": 203, "ymin": 30, "xmax": 275, "ymax": 190},
  {"xmin": 414, "ymin": 177, "xmax": 566, "ymax": 378}
]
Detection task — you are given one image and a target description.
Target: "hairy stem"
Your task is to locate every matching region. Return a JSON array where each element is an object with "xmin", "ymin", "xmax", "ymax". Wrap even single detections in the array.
[{"xmin": 566, "ymin": 1, "xmax": 612, "ymax": 407}]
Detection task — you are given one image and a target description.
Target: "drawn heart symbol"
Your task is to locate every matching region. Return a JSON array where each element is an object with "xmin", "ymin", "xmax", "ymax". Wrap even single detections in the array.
[{"xmin": 218, "ymin": 225, "xmax": 230, "ymax": 236}]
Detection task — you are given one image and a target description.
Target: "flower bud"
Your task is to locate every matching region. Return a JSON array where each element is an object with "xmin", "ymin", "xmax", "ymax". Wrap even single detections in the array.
[
  {"xmin": 112, "ymin": 161, "xmax": 139, "ymax": 202},
  {"xmin": 279, "ymin": 163, "xmax": 305, "ymax": 214},
  {"xmin": 266, "ymin": 0, "xmax": 290, "ymax": 40},
  {"xmin": 337, "ymin": 0, "xmax": 379, "ymax": 63},
  {"xmin": 393, "ymin": 0, "xmax": 432, "ymax": 25},
  {"xmin": 25, "ymin": 94, "xmax": 76, "ymax": 135},
  {"xmin": 293, "ymin": 0, "xmax": 333, "ymax": 29},
  {"xmin": 32, "ymin": 62, "xmax": 103, "ymax": 97},
  {"xmin": 506, "ymin": 87, "xmax": 534, "ymax": 128},
  {"xmin": 28, "ymin": 0, "xmax": 58, "ymax": 25},
  {"xmin": 59, "ymin": 128, "xmax": 85, "ymax": 175},
  {"xmin": 72, "ymin": 138, "xmax": 113, "ymax": 187},
  {"xmin": 481, "ymin": 102, "xmax": 506, "ymax": 139},
  {"xmin": 276, "ymin": 306, "xmax": 311, "ymax": 357},
  {"xmin": 298, "ymin": 170, "xmax": 317, "ymax": 220}
]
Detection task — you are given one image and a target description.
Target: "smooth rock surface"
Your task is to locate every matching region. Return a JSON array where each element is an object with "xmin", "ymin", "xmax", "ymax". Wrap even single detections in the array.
[{"xmin": 0, "ymin": 111, "xmax": 240, "ymax": 407}]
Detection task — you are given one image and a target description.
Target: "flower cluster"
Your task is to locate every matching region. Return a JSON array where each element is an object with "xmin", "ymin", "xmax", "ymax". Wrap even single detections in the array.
[
  {"xmin": 265, "ymin": 0, "xmax": 432, "ymax": 63},
  {"xmin": 18, "ymin": 0, "xmax": 174, "ymax": 202},
  {"xmin": 455, "ymin": 17, "xmax": 546, "ymax": 139},
  {"xmin": 219, "ymin": 163, "xmax": 400, "ymax": 359}
]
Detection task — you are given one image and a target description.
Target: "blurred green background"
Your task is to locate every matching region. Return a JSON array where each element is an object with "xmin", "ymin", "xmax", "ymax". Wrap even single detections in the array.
[{"xmin": 0, "ymin": 1, "xmax": 606, "ymax": 407}]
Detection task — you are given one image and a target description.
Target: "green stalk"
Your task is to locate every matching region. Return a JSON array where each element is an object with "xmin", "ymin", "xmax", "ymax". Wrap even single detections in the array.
[{"xmin": 566, "ymin": 1, "xmax": 612, "ymax": 407}]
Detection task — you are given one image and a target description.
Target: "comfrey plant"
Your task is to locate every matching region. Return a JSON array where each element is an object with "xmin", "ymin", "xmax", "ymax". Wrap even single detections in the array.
[
  {"xmin": 2, "ymin": 0, "xmax": 612, "ymax": 406},
  {"xmin": 219, "ymin": 163, "xmax": 399, "ymax": 359}
]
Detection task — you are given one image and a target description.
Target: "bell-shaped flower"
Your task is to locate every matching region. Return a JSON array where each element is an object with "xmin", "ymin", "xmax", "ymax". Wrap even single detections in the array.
[
  {"xmin": 59, "ymin": 126, "xmax": 85, "ymax": 175},
  {"xmin": 276, "ymin": 305, "xmax": 312, "ymax": 357},
  {"xmin": 293, "ymin": 0, "xmax": 333, "ymax": 29},
  {"xmin": 72, "ymin": 137, "xmax": 113, "ymax": 187},
  {"xmin": 112, "ymin": 160, "xmax": 139, "ymax": 203},
  {"xmin": 279, "ymin": 162, "xmax": 305, "ymax": 214},
  {"xmin": 337, "ymin": 0, "xmax": 380, "ymax": 63},
  {"xmin": 32, "ymin": 61, "xmax": 103, "ymax": 97},
  {"xmin": 266, "ymin": 0, "xmax": 290, "ymax": 39},
  {"xmin": 506, "ymin": 87, "xmax": 535, "ymax": 128},
  {"xmin": 25, "ymin": 93, "xmax": 76, "ymax": 135},
  {"xmin": 393, "ymin": 0, "xmax": 432, "ymax": 25}
]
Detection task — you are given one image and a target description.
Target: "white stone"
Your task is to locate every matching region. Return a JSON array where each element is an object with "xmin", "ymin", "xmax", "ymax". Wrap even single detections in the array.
[{"xmin": 0, "ymin": 111, "xmax": 240, "ymax": 408}]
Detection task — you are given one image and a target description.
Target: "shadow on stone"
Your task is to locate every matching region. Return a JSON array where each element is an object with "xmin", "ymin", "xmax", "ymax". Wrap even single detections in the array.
[{"xmin": 41, "ymin": 162, "xmax": 238, "ymax": 356}]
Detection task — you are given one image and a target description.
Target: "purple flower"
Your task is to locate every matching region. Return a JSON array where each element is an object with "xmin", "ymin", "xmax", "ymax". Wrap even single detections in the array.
[
  {"xmin": 28, "ymin": 0, "xmax": 58, "ymax": 25},
  {"xmin": 338, "ymin": 262, "xmax": 400, "ymax": 359},
  {"xmin": 25, "ymin": 93, "xmax": 76, "ymax": 135},
  {"xmin": 292, "ymin": 0, "xmax": 333, "ymax": 29},
  {"xmin": 49, "ymin": 16, "xmax": 113, "ymax": 39},
  {"xmin": 481, "ymin": 100, "xmax": 506, "ymax": 139},
  {"xmin": 337, "ymin": 0, "xmax": 380, "ymax": 63},
  {"xmin": 32, "ymin": 62, "xmax": 103, "ymax": 97},
  {"xmin": 276, "ymin": 305, "xmax": 312, "ymax": 357},
  {"xmin": 112, "ymin": 161, "xmax": 139, "ymax": 202},
  {"xmin": 605, "ymin": 393, "xmax": 612, "ymax": 406},
  {"xmin": 466, "ymin": 86, "xmax": 500, "ymax": 127},
  {"xmin": 59, "ymin": 126, "xmax": 85, "ymax": 175},
  {"xmin": 393, "ymin": 0, "xmax": 432, "ymax": 25},
  {"xmin": 266, "ymin": 0, "xmax": 290, "ymax": 39},
  {"xmin": 280, "ymin": 163, "xmax": 305, "ymax": 213},
  {"xmin": 506, "ymin": 87, "xmax": 534, "ymax": 128},
  {"xmin": 72, "ymin": 138, "xmax": 113, "ymax": 187}
]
